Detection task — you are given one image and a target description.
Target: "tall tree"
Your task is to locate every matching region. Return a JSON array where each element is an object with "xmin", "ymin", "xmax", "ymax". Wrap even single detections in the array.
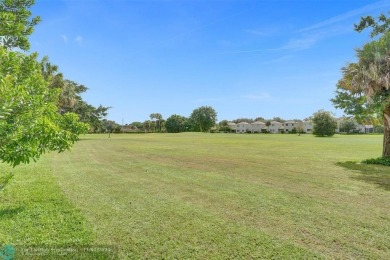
[
  {"xmin": 333, "ymin": 13, "xmax": 390, "ymax": 157},
  {"xmin": 72, "ymin": 101, "xmax": 109, "ymax": 133},
  {"xmin": 0, "ymin": 0, "xmax": 41, "ymax": 50},
  {"xmin": 190, "ymin": 106, "xmax": 217, "ymax": 132},
  {"xmin": 150, "ymin": 113, "xmax": 163, "ymax": 132}
]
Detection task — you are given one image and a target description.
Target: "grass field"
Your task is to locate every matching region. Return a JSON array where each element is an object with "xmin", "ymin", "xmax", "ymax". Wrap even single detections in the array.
[{"xmin": 1, "ymin": 133, "xmax": 390, "ymax": 258}]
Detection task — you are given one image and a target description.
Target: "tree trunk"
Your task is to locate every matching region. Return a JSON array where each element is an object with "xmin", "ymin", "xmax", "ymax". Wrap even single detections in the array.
[{"xmin": 383, "ymin": 106, "xmax": 390, "ymax": 158}]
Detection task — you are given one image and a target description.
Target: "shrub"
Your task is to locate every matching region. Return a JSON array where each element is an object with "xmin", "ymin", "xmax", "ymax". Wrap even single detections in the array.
[
  {"xmin": 312, "ymin": 110, "xmax": 337, "ymax": 137},
  {"xmin": 362, "ymin": 157, "xmax": 390, "ymax": 166}
]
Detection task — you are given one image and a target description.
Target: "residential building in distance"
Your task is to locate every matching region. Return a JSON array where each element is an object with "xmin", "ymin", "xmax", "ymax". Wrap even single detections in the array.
[
  {"xmin": 268, "ymin": 121, "xmax": 283, "ymax": 133},
  {"xmin": 225, "ymin": 118, "xmax": 373, "ymax": 134}
]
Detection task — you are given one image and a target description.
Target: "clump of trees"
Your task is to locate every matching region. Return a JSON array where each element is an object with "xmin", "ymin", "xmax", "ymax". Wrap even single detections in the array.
[{"xmin": 127, "ymin": 106, "xmax": 218, "ymax": 133}]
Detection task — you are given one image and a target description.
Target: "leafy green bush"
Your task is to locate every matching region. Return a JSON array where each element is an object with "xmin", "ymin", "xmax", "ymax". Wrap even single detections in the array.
[{"xmin": 362, "ymin": 157, "xmax": 390, "ymax": 166}]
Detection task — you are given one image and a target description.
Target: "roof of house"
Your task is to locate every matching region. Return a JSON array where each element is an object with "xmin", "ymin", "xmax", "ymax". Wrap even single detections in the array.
[{"xmin": 251, "ymin": 121, "xmax": 265, "ymax": 125}]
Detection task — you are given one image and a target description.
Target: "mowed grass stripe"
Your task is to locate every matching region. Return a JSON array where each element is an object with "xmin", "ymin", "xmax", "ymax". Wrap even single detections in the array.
[
  {"xmin": 49, "ymin": 133, "xmax": 390, "ymax": 259},
  {"xmin": 0, "ymin": 156, "xmax": 94, "ymax": 246}
]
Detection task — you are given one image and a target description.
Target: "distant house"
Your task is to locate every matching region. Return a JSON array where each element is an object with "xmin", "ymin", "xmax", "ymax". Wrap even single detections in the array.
[
  {"xmin": 236, "ymin": 122, "xmax": 250, "ymax": 133},
  {"xmin": 303, "ymin": 120, "xmax": 313, "ymax": 133},
  {"xmin": 225, "ymin": 118, "xmax": 373, "ymax": 134},
  {"xmin": 359, "ymin": 125, "xmax": 374, "ymax": 133},
  {"xmin": 283, "ymin": 121, "xmax": 297, "ymax": 133},
  {"xmin": 251, "ymin": 121, "xmax": 266, "ymax": 133},
  {"xmin": 269, "ymin": 121, "xmax": 283, "ymax": 133}
]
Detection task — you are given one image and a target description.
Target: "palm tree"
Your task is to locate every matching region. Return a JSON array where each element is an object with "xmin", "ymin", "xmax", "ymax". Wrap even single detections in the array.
[
  {"xmin": 58, "ymin": 80, "xmax": 78, "ymax": 113},
  {"xmin": 40, "ymin": 56, "xmax": 64, "ymax": 89},
  {"xmin": 150, "ymin": 113, "xmax": 163, "ymax": 132},
  {"xmin": 338, "ymin": 31, "xmax": 390, "ymax": 157}
]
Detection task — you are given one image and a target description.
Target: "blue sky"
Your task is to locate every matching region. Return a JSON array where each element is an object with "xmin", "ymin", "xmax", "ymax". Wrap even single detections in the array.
[{"xmin": 29, "ymin": 0, "xmax": 390, "ymax": 123}]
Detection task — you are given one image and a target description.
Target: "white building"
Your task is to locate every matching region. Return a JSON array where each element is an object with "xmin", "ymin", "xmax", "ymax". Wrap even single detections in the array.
[
  {"xmin": 303, "ymin": 120, "xmax": 313, "ymax": 133},
  {"xmin": 251, "ymin": 121, "xmax": 266, "ymax": 133},
  {"xmin": 283, "ymin": 121, "xmax": 297, "ymax": 133},
  {"xmin": 236, "ymin": 122, "xmax": 250, "ymax": 133},
  {"xmin": 269, "ymin": 121, "xmax": 283, "ymax": 133}
]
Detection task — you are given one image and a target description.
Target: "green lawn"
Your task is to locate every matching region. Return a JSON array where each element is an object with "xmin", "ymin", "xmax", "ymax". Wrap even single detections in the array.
[{"xmin": 1, "ymin": 133, "xmax": 390, "ymax": 258}]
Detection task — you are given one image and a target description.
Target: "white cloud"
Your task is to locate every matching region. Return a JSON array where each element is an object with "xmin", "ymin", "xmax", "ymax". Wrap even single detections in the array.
[
  {"xmin": 61, "ymin": 34, "xmax": 68, "ymax": 44},
  {"xmin": 75, "ymin": 36, "xmax": 83, "ymax": 46}
]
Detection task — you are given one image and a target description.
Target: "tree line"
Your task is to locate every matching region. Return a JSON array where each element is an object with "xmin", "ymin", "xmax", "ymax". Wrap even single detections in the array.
[
  {"xmin": 0, "ymin": 0, "xmax": 110, "ymax": 166},
  {"xmin": 118, "ymin": 106, "xmax": 218, "ymax": 134}
]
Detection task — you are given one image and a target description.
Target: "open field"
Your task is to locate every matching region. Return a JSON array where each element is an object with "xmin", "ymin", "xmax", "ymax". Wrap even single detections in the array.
[{"xmin": 1, "ymin": 133, "xmax": 390, "ymax": 258}]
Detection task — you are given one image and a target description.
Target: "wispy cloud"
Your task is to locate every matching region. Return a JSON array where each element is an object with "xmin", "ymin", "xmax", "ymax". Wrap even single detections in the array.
[
  {"xmin": 223, "ymin": 1, "xmax": 388, "ymax": 55},
  {"xmin": 263, "ymin": 55, "xmax": 293, "ymax": 64},
  {"xmin": 298, "ymin": 1, "xmax": 390, "ymax": 32},
  {"xmin": 75, "ymin": 36, "xmax": 83, "ymax": 46},
  {"xmin": 166, "ymin": 10, "xmax": 246, "ymax": 45},
  {"xmin": 61, "ymin": 34, "xmax": 68, "ymax": 44},
  {"xmin": 282, "ymin": 35, "xmax": 319, "ymax": 51},
  {"xmin": 288, "ymin": 1, "xmax": 390, "ymax": 51},
  {"xmin": 244, "ymin": 26, "xmax": 279, "ymax": 37}
]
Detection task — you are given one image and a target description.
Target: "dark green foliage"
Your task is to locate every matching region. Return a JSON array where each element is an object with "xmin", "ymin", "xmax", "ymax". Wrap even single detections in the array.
[
  {"xmin": 72, "ymin": 101, "xmax": 109, "ymax": 133},
  {"xmin": 374, "ymin": 125, "xmax": 384, "ymax": 133},
  {"xmin": 165, "ymin": 114, "xmax": 187, "ymax": 133},
  {"xmin": 362, "ymin": 157, "xmax": 390, "ymax": 166},
  {"xmin": 232, "ymin": 118, "xmax": 253, "ymax": 123},
  {"xmin": 312, "ymin": 110, "xmax": 337, "ymax": 137},
  {"xmin": 339, "ymin": 118, "xmax": 358, "ymax": 133},
  {"xmin": 101, "ymin": 119, "xmax": 121, "ymax": 133},
  {"xmin": 190, "ymin": 106, "xmax": 217, "ymax": 132},
  {"xmin": 355, "ymin": 11, "xmax": 390, "ymax": 37},
  {"xmin": 218, "ymin": 120, "xmax": 231, "ymax": 132}
]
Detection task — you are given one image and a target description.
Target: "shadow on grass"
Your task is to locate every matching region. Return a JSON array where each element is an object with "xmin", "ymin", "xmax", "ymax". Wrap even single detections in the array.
[
  {"xmin": 336, "ymin": 161, "xmax": 390, "ymax": 191},
  {"xmin": 0, "ymin": 207, "xmax": 24, "ymax": 220}
]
